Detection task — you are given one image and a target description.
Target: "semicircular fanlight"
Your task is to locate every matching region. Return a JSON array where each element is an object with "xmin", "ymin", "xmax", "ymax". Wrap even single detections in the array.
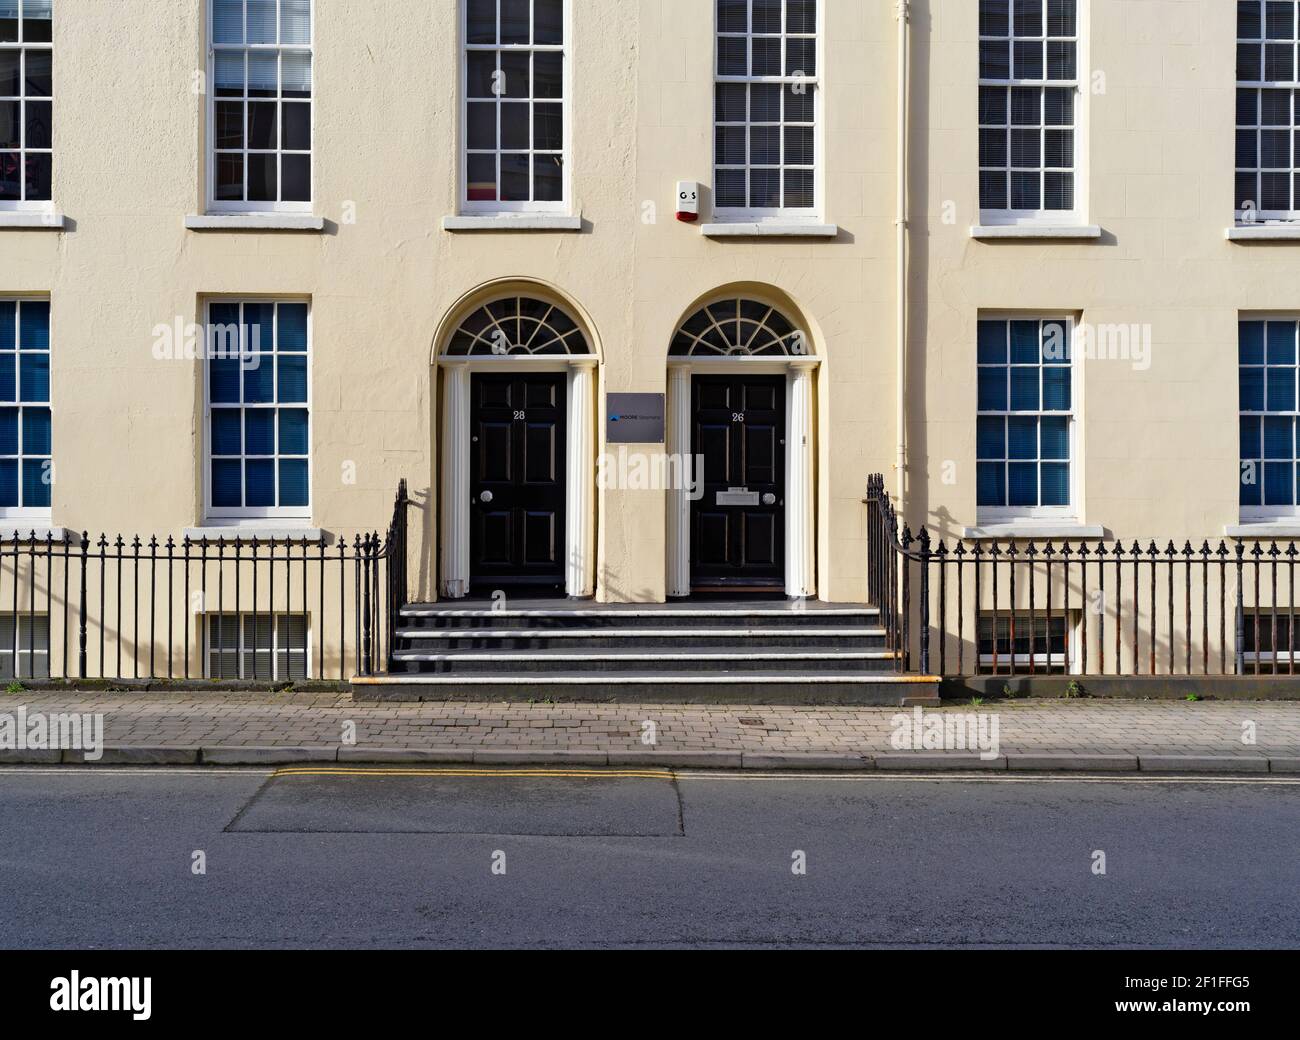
[
  {"xmin": 442, "ymin": 297, "xmax": 592, "ymax": 357},
  {"xmin": 669, "ymin": 299, "xmax": 806, "ymax": 357}
]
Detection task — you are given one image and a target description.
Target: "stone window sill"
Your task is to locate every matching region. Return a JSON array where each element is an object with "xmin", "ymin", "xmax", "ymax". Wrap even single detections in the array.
[
  {"xmin": 970, "ymin": 224, "xmax": 1102, "ymax": 240},
  {"xmin": 701, "ymin": 222, "xmax": 839, "ymax": 238},
  {"xmin": 1225, "ymin": 225, "xmax": 1300, "ymax": 241},
  {"xmin": 0, "ymin": 525, "xmax": 69, "ymax": 542},
  {"xmin": 185, "ymin": 214, "xmax": 325, "ymax": 232},
  {"xmin": 443, "ymin": 214, "xmax": 582, "ymax": 231},
  {"xmin": 963, "ymin": 523, "xmax": 1106, "ymax": 540},
  {"xmin": 1226, "ymin": 523, "xmax": 1300, "ymax": 538},
  {"xmin": 0, "ymin": 211, "xmax": 66, "ymax": 230},
  {"xmin": 184, "ymin": 525, "xmax": 326, "ymax": 543}
]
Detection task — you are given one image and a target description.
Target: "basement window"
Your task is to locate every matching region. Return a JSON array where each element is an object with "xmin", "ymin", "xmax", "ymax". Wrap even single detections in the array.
[
  {"xmin": 977, "ymin": 612, "xmax": 1074, "ymax": 675},
  {"xmin": 206, "ymin": 613, "xmax": 308, "ymax": 680},
  {"xmin": 1239, "ymin": 612, "xmax": 1300, "ymax": 673},
  {"xmin": 0, "ymin": 613, "xmax": 48, "ymax": 678}
]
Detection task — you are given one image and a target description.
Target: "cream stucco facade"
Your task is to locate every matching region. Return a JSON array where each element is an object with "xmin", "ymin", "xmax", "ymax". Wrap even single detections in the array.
[{"xmin": 1, "ymin": 1, "xmax": 1297, "ymax": 679}]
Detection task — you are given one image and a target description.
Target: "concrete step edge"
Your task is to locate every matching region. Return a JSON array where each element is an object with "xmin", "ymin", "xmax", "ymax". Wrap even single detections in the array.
[
  {"xmin": 400, "ymin": 607, "xmax": 881, "ymax": 619},
  {"xmin": 390, "ymin": 650, "xmax": 901, "ymax": 662},
  {"xmin": 355, "ymin": 672, "xmax": 938, "ymax": 685},
  {"xmin": 395, "ymin": 627, "xmax": 889, "ymax": 639}
]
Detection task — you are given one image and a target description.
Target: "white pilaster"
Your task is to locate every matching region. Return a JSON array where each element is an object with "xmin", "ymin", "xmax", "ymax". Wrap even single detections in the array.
[
  {"xmin": 440, "ymin": 364, "xmax": 471, "ymax": 598},
  {"xmin": 666, "ymin": 363, "xmax": 692, "ymax": 598},
  {"xmin": 785, "ymin": 361, "xmax": 816, "ymax": 598},
  {"xmin": 566, "ymin": 362, "xmax": 596, "ymax": 597}
]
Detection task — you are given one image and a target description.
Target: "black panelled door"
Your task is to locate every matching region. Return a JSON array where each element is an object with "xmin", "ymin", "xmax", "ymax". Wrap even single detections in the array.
[
  {"xmin": 690, "ymin": 374, "xmax": 786, "ymax": 590},
  {"xmin": 471, "ymin": 372, "xmax": 567, "ymax": 588}
]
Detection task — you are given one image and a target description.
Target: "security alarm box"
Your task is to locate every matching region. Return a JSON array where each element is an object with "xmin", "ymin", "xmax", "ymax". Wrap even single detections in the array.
[{"xmin": 676, "ymin": 181, "xmax": 700, "ymax": 222}]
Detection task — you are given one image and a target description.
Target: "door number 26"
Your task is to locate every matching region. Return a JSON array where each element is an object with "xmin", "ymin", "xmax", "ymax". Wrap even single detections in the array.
[{"xmin": 731, "ymin": 412, "xmax": 745, "ymax": 423}]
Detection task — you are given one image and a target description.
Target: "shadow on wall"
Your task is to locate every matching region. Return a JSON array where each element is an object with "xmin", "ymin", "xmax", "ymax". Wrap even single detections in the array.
[
  {"xmin": 409, "ymin": 484, "xmax": 434, "ymax": 602},
  {"xmin": 597, "ymin": 563, "xmax": 656, "ymax": 604}
]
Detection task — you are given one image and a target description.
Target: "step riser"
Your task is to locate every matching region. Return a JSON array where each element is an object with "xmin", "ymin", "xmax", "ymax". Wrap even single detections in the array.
[
  {"xmin": 385, "ymin": 604, "xmax": 910, "ymax": 694},
  {"xmin": 399, "ymin": 613, "xmax": 879, "ymax": 632},
  {"xmin": 397, "ymin": 635, "xmax": 891, "ymax": 652},
  {"xmin": 389, "ymin": 657, "xmax": 901, "ymax": 676}
]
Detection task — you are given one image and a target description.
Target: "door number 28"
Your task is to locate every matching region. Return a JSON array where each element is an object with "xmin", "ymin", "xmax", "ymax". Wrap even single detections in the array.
[{"xmin": 513, "ymin": 411, "xmax": 527, "ymax": 421}]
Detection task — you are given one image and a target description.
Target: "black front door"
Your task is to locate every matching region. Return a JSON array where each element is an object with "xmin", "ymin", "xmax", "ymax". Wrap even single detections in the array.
[
  {"xmin": 471, "ymin": 372, "xmax": 567, "ymax": 589},
  {"xmin": 690, "ymin": 374, "xmax": 786, "ymax": 591}
]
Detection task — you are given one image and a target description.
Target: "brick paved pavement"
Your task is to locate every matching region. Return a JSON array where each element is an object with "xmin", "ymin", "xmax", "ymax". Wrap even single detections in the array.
[{"xmin": 1, "ymin": 691, "xmax": 1298, "ymax": 766}]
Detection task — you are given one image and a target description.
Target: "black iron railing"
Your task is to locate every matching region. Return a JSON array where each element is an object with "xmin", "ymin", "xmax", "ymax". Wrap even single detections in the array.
[
  {"xmin": 866, "ymin": 474, "xmax": 1296, "ymax": 678},
  {"xmin": 0, "ymin": 480, "xmax": 409, "ymax": 683}
]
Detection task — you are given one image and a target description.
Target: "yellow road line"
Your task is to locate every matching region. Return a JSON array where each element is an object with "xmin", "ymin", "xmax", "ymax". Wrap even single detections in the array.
[{"xmin": 271, "ymin": 767, "xmax": 676, "ymax": 781}]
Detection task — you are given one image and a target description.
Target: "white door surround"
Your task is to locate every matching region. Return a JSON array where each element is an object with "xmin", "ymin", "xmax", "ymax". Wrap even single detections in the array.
[
  {"xmin": 439, "ymin": 356, "xmax": 598, "ymax": 599},
  {"xmin": 666, "ymin": 356, "xmax": 819, "ymax": 599}
]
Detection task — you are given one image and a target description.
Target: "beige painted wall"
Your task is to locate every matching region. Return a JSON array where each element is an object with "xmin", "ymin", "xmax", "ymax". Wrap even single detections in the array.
[
  {"xmin": 5, "ymin": 0, "xmax": 1281, "ymax": 632},
  {"xmin": 4, "ymin": 0, "xmax": 903, "ymax": 613},
  {"xmin": 913, "ymin": 0, "xmax": 1277, "ymax": 547}
]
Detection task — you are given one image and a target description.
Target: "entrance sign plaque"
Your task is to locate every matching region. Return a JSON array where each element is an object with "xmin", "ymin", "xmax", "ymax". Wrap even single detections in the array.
[{"xmin": 607, "ymin": 394, "xmax": 665, "ymax": 444}]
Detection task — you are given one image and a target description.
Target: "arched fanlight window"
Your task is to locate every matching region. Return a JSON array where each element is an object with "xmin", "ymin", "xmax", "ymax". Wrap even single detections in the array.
[
  {"xmin": 442, "ymin": 296, "xmax": 592, "ymax": 357},
  {"xmin": 670, "ymin": 299, "xmax": 806, "ymax": 357}
]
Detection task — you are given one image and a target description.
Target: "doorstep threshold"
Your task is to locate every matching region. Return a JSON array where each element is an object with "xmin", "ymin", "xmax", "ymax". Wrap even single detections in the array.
[
  {"xmin": 391, "ymin": 650, "xmax": 901, "ymax": 662},
  {"xmin": 396, "ymin": 626, "xmax": 888, "ymax": 639},
  {"xmin": 401, "ymin": 606, "xmax": 878, "ymax": 618},
  {"xmin": 356, "ymin": 673, "xmax": 939, "ymax": 685}
]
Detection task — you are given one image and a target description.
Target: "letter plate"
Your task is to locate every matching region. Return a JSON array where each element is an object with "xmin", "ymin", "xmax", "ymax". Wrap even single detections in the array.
[{"xmin": 717, "ymin": 488, "xmax": 760, "ymax": 506}]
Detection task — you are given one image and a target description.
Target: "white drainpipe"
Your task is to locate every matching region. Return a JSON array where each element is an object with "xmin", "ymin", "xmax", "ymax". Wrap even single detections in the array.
[{"xmin": 895, "ymin": 0, "xmax": 909, "ymax": 504}]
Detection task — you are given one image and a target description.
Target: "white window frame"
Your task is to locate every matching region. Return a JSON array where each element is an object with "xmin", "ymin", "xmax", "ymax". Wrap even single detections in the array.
[
  {"xmin": 977, "ymin": 0, "xmax": 1088, "ymax": 228},
  {"xmin": 0, "ymin": 613, "xmax": 49, "ymax": 678},
  {"xmin": 459, "ymin": 0, "xmax": 572, "ymax": 216},
  {"xmin": 0, "ymin": 0, "xmax": 54, "ymax": 213},
  {"xmin": 1239, "ymin": 314, "xmax": 1300, "ymax": 521},
  {"xmin": 976, "ymin": 313, "xmax": 1082, "ymax": 525},
  {"xmin": 204, "ymin": 611, "xmax": 311, "ymax": 681},
  {"xmin": 977, "ymin": 610, "xmax": 1079, "ymax": 675},
  {"xmin": 1240, "ymin": 611, "xmax": 1300, "ymax": 670},
  {"xmin": 202, "ymin": 297, "xmax": 312, "ymax": 523},
  {"xmin": 0, "ymin": 294, "xmax": 51, "ymax": 522},
  {"xmin": 712, "ymin": 0, "xmax": 823, "ymax": 223},
  {"xmin": 1235, "ymin": 1, "xmax": 1300, "ymax": 224},
  {"xmin": 205, "ymin": 0, "xmax": 314, "ymax": 215}
]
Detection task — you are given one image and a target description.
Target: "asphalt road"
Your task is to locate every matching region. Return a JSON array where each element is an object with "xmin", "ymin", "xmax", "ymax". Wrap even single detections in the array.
[{"xmin": 0, "ymin": 767, "xmax": 1297, "ymax": 949}]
